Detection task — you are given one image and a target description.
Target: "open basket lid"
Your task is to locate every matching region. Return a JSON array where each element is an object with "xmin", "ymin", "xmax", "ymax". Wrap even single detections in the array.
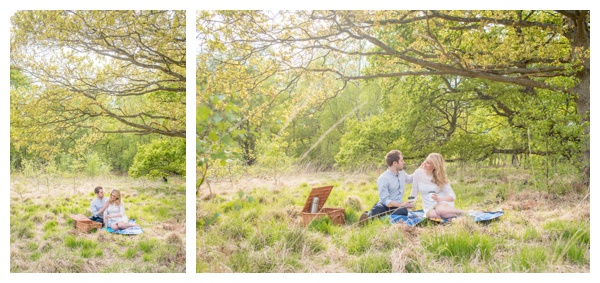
[{"xmin": 302, "ymin": 185, "xmax": 334, "ymax": 213}]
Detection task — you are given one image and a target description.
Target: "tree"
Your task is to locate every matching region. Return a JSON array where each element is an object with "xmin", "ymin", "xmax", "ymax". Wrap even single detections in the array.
[
  {"xmin": 197, "ymin": 10, "xmax": 589, "ymax": 182},
  {"xmin": 129, "ymin": 138, "xmax": 186, "ymax": 178},
  {"xmin": 11, "ymin": 10, "xmax": 186, "ymax": 148}
]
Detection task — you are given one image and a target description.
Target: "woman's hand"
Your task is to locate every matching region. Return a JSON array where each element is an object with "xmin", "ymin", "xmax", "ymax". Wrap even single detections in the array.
[{"xmin": 431, "ymin": 193, "xmax": 440, "ymax": 202}]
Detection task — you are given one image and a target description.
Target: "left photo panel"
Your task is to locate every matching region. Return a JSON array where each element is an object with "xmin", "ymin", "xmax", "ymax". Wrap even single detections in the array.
[{"xmin": 9, "ymin": 10, "xmax": 186, "ymax": 272}]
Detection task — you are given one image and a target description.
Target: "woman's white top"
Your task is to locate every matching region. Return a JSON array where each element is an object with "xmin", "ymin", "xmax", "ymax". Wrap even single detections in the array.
[
  {"xmin": 409, "ymin": 168, "xmax": 456, "ymax": 213},
  {"xmin": 104, "ymin": 202, "xmax": 128, "ymax": 226}
]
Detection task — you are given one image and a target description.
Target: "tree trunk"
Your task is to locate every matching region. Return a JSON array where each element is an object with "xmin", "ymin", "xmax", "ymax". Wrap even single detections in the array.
[
  {"xmin": 574, "ymin": 61, "xmax": 590, "ymax": 184},
  {"xmin": 562, "ymin": 11, "xmax": 590, "ymax": 184}
]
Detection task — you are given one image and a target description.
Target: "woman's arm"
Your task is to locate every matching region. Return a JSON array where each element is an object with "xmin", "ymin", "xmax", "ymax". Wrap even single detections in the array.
[
  {"xmin": 432, "ymin": 183, "xmax": 456, "ymax": 202},
  {"xmin": 409, "ymin": 169, "xmax": 420, "ymax": 199},
  {"xmin": 105, "ymin": 204, "xmax": 123, "ymax": 219}
]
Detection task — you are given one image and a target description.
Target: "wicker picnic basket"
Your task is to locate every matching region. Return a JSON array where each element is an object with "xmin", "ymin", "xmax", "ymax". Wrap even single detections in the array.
[
  {"xmin": 70, "ymin": 214, "xmax": 103, "ymax": 233},
  {"xmin": 301, "ymin": 185, "xmax": 345, "ymax": 226}
]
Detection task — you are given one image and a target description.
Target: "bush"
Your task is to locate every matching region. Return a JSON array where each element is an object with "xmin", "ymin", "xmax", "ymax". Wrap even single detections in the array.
[{"xmin": 129, "ymin": 138, "xmax": 185, "ymax": 179}]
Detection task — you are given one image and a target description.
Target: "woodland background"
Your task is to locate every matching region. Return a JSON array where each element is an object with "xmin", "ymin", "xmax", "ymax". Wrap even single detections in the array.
[
  {"xmin": 196, "ymin": 10, "xmax": 591, "ymax": 273},
  {"xmin": 9, "ymin": 10, "xmax": 187, "ymax": 273}
]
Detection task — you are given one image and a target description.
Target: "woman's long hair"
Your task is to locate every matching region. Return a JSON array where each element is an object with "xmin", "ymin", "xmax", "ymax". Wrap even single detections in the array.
[
  {"xmin": 109, "ymin": 189, "xmax": 122, "ymax": 206},
  {"xmin": 428, "ymin": 153, "xmax": 449, "ymax": 187}
]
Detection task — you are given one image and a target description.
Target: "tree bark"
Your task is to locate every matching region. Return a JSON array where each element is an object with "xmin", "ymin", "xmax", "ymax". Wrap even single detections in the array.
[{"xmin": 559, "ymin": 10, "xmax": 590, "ymax": 184}]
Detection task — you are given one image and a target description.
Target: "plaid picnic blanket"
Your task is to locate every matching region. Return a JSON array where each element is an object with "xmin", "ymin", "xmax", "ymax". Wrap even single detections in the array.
[
  {"xmin": 389, "ymin": 210, "xmax": 426, "ymax": 227},
  {"xmin": 468, "ymin": 211, "xmax": 504, "ymax": 222},
  {"xmin": 105, "ymin": 220, "xmax": 144, "ymax": 235},
  {"xmin": 390, "ymin": 210, "xmax": 504, "ymax": 226}
]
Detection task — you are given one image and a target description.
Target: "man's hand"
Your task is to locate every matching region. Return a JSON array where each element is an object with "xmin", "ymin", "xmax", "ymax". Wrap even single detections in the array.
[
  {"xmin": 99, "ymin": 202, "xmax": 109, "ymax": 214},
  {"xmin": 402, "ymin": 201, "xmax": 415, "ymax": 209}
]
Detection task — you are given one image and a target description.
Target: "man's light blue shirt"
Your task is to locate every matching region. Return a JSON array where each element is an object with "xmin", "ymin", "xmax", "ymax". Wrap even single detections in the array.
[
  {"xmin": 90, "ymin": 197, "xmax": 108, "ymax": 218},
  {"xmin": 377, "ymin": 169, "xmax": 413, "ymax": 207}
]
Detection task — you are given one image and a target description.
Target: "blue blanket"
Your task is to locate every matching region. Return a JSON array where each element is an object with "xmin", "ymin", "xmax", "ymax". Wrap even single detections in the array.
[
  {"xmin": 389, "ymin": 210, "xmax": 426, "ymax": 227},
  {"xmin": 389, "ymin": 210, "xmax": 504, "ymax": 226},
  {"xmin": 468, "ymin": 211, "xmax": 504, "ymax": 222},
  {"xmin": 105, "ymin": 220, "xmax": 144, "ymax": 235}
]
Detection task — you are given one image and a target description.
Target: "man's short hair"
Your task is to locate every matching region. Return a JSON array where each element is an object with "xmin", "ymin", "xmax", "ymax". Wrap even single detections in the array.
[
  {"xmin": 94, "ymin": 186, "xmax": 103, "ymax": 194},
  {"xmin": 385, "ymin": 150, "xmax": 402, "ymax": 167}
]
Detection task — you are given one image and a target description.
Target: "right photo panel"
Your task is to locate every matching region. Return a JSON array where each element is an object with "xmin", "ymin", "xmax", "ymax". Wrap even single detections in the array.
[{"xmin": 196, "ymin": 10, "xmax": 590, "ymax": 273}]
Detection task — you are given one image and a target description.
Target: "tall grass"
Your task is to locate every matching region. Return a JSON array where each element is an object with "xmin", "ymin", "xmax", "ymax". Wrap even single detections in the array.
[
  {"xmin": 10, "ymin": 175, "xmax": 186, "ymax": 273},
  {"xmin": 198, "ymin": 163, "xmax": 589, "ymax": 272}
]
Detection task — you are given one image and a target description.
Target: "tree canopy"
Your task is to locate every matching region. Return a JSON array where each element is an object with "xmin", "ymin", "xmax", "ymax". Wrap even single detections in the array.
[
  {"xmin": 197, "ymin": 10, "xmax": 589, "ymax": 185},
  {"xmin": 11, "ymin": 10, "xmax": 186, "ymax": 178}
]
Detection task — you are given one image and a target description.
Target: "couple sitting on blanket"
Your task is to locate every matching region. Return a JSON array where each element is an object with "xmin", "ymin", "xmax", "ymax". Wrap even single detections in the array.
[
  {"xmin": 359, "ymin": 150, "xmax": 473, "ymax": 225},
  {"xmin": 89, "ymin": 186, "xmax": 140, "ymax": 231}
]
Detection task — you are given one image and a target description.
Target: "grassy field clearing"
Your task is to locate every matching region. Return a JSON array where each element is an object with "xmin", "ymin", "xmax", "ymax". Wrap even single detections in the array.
[
  {"xmin": 10, "ymin": 175, "xmax": 186, "ymax": 273},
  {"xmin": 197, "ymin": 164, "xmax": 589, "ymax": 272}
]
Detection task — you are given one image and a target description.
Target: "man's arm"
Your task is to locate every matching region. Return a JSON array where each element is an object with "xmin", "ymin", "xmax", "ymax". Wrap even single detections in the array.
[
  {"xmin": 377, "ymin": 178, "xmax": 413, "ymax": 208},
  {"xmin": 377, "ymin": 177, "xmax": 392, "ymax": 207},
  {"xmin": 98, "ymin": 201, "xmax": 109, "ymax": 216},
  {"xmin": 90, "ymin": 200, "xmax": 99, "ymax": 217}
]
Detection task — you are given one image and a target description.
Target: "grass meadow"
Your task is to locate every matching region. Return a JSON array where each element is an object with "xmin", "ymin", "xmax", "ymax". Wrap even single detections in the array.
[
  {"xmin": 197, "ymin": 163, "xmax": 590, "ymax": 272},
  {"xmin": 10, "ymin": 175, "xmax": 186, "ymax": 273}
]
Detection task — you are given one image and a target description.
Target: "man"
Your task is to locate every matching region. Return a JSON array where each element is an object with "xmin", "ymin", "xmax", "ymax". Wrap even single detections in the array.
[
  {"xmin": 89, "ymin": 186, "xmax": 108, "ymax": 226},
  {"xmin": 359, "ymin": 150, "xmax": 414, "ymax": 225}
]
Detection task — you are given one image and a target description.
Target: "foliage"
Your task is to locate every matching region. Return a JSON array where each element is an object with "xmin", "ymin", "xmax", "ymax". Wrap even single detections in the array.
[
  {"xmin": 335, "ymin": 113, "xmax": 405, "ymax": 167},
  {"xmin": 197, "ymin": 10, "xmax": 589, "ymax": 183},
  {"xmin": 129, "ymin": 138, "xmax": 186, "ymax": 178},
  {"xmin": 11, "ymin": 10, "xmax": 186, "ymax": 179}
]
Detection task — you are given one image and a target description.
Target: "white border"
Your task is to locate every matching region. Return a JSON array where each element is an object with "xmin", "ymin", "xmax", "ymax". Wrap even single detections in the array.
[{"xmin": 2, "ymin": 1, "xmax": 596, "ymax": 282}]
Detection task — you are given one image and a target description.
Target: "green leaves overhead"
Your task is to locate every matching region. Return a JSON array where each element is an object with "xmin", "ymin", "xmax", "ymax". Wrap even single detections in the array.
[
  {"xmin": 11, "ymin": 10, "xmax": 186, "ymax": 179},
  {"xmin": 197, "ymin": 10, "xmax": 588, "ymax": 180},
  {"xmin": 11, "ymin": 10, "xmax": 186, "ymax": 143}
]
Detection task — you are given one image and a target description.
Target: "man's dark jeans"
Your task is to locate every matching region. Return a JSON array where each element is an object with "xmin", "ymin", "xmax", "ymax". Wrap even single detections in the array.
[
  {"xmin": 89, "ymin": 215, "xmax": 105, "ymax": 227},
  {"xmin": 368, "ymin": 203, "xmax": 408, "ymax": 219}
]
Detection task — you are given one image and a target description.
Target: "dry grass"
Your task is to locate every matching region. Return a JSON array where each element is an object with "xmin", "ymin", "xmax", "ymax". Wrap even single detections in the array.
[
  {"xmin": 197, "ymin": 164, "xmax": 590, "ymax": 273},
  {"xmin": 10, "ymin": 174, "xmax": 186, "ymax": 273}
]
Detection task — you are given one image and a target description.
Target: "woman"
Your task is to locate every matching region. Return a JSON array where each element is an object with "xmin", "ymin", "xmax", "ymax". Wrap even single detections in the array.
[
  {"xmin": 103, "ymin": 189, "xmax": 139, "ymax": 230},
  {"xmin": 409, "ymin": 153, "xmax": 467, "ymax": 219}
]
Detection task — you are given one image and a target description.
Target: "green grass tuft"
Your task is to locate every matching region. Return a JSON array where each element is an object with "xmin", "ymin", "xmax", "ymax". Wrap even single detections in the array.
[
  {"xmin": 43, "ymin": 220, "xmax": 58, "ymax": 232},
  {"xmin": 422, "ymin": 231, "xmax": 496, "ymax": 262},
  {"xmin": 307, "ymin": 216, "xmax": 335, "ymax": 235},
  {"xmin": 350, "ymin": 253, "xmax": 392, "ymax": 272},
  {"xmin": 124, "ymin": 248, "xmax": 137, "ymax": 259},
  {"xmin": 511, "ymin": 245, "xmax": 548, "ymax": 272},
  {"xmin": 138, "ymin": 239, "xmax": 158, "ymax": 254}
]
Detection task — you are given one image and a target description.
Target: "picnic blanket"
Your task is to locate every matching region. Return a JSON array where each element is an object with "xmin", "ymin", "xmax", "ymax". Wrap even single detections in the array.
[
  {"xmin": 389, "ymin": 210, "xmax": 504, "ymax": 227},
  {"xmin": 389, "ymin": 210, "xmax": 426, "ymax": 227},
  {"xmin": 105, "ymin": 220, "xmax": 144, "ymax": 235},
  {"xmin": 468, "ymin": 211, "xmax": 504, "ymax": 222}
]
